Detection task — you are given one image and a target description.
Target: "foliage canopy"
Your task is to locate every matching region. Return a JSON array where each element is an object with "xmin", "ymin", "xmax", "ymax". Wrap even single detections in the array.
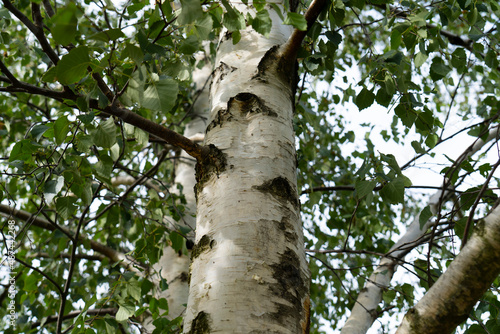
[{"xmin": 0, "ymin": 0, "xmax": 499, "ymax": 333}]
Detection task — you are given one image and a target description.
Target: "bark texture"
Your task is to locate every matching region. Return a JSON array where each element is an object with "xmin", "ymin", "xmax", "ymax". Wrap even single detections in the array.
[{"xmin": 184, "ymin": 3, "xmax": 310, "ymax": 333}]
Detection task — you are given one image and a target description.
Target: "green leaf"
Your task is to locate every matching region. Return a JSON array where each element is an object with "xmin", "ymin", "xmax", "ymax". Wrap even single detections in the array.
[
  {"xmin": 284, "ymin": 12, "xmax": 307, "ymax": 31},
  {"xmin": 56, "ymin": 196, "xmax": 78, "ymax": 220},
  {"xmin": 56, "ymin": 46, "xmax": 92, "ymax": 85},
  {"xmin": 418, "ymin": 205, "xmax": 433, "ymax": 229},
  {"xmin": 384, "ymin": 72, "xmax": 396, "ymax": 96},
  {"xmin": 429, "ymin": 57, "xmax": 451, "ymax": 81},
  {"xmin": 451, "ymin": 48, "xmax": 467, "ymax": 69},
  {"xmin": 325, "ymin": 30, "xmax": 342, "ymax": 46},
  {"xmin": 485, "ymin": 50, "xmax": 499, "ymax": 69},
  {"xmin": 123, "ymin": 43, "xmax": 144, "ymax": 66},
  {"xmin": 381, "ymin": 50, "xmax": 403, "ymax": 65},
  {"xmin": 169, "ymin": 231, "xmax": 184, "ymax": 253},
  {"xmin": 41, "ymin": 67, "xmax": 58, "ymax": 83},
  {"xmin": 54, "ymin": 116, "xmax": 70, "ymax": 145},
  {"xmin": 355, "ymin": 87, "xmax": 375, "ymax": 110},
  {"xmin": 252, "ymin": 10, "xmax": 272, "ymax": 37},
  {"xmin": 394, "ymin": 103, "xmax": 417, "ymax": 128},
  {"xmin": 355, "ymin": 180, "xmax": 377, "ymax": 199},
  {"xmin": 89, "ymin": 28, "xmax": 125, "ymax": 42},
  {"xmin": 44, "ymin": 176, "xmax": 65, "ymax": 203},
  {"xmin": 49, "ymin": 3, "xmax": 78, "ymax": 45},
  {"xmin": 390, "ymin": 30, "xmax": 402, "ymax": 50},
  {"xmin": 411, "ymin": 140, "xmax": 426, "ymax": 154},
  {"xmin": 9, "ymin": 139, "xmax": 36, "ymax": 162},
  {"xmin": 127, "ymin": 280, "xmax": 142, "ymax": 302},
  {"xmin": 142, "ymin": 78, "xmax": 179, "ymax": 112},
  {"xmin": 380, "ymin": 153, "xmax": 402, "ymax": 174},
  {"xmin": 94, "ymin": 154, "xmax": 114, "ymax": 180},
  {"xmin": 179, "ymin": 35, "xmax": 200, "ymax": 54},
  {"xmin": 454, "ymin": 217, "xmax": 469, "ymax": 241},
  {"xmin": 177, "ymin": 0, "xmax": 203, "ymax": 25},
  {"xmin": 23, "ymin": 274, "xmax": 38, "ymax": 292},
  {"xmin": 192, "ymin": 15, "xmax": 213, "ymax": 40},
  {"xmin": 231, "ymin": 30, "xmax": 241, "ymax": 44},
  {"xmin": 414, "ymin": 52, "xmax": 428, "ymax": 68},
  {"xmin": 116, "ymin": 302, "xmax": 136, "ymax": 321},
  {"xmin": 31, "ymin": 125, "xmax": 51, "ymax": 141},
  {"xmin": 93, "ymin": 117, "xmax": 117, "ymax": 148},
  {"xmin": 376, "ymin": 87, "xmax": 392, "ymax": 107},
  {"xmin": 222, "ymin": 2, "xmax": 246, "ymax": 32},
  {"xmin": 379, "ymin": 176, "xmax": 406, "ymax": 204}
]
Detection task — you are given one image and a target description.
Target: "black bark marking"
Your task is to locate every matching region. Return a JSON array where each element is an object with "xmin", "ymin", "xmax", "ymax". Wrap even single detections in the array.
[
  {"xmin": 191, "ymin": 234, "xmax": 216, "ymax": 259},
  {"xmin": 252, "ymin": 45, "xmax": 299, "ymax": 109},
  {"xmin": 194, "ymin": 144, "xmax": 227, "ymax": 199},
  {"xmin": 268, "ymin": 249, "xmax": 308, "ymax": 331},
  {"xmin": 188, "ymin": 311, "xmax": 212, "ymax": 334},
  {"xmin": 214, "ymin": 61, "xmax": 237, "ymax": 86},
  {"xmin": 253, "ymin": 177, "xmax": 299, "ymax": 209},
  {"xmin": 228, "ymin": 92, "xmax": 278, "ymax": 117},
  {"xmin": 253, "ymin": 45, "xmax": 296, "ymax": 85},
  {"xmin": 278, "ymin": 215, "xmax": 298, "ymax": 243},
  {"xmin": 206, "ymin": 108, "xmax": 234, "ymax": 132}
]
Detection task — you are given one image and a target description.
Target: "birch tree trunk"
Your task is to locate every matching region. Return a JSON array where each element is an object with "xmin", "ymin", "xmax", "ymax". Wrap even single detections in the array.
[
  {"xmin": 396, "ymin": 201, "xmax": 500, "ymax": 334},
  {"xmin": 341, "ymin": 126, "xmax": 500, "ymax": 334},
  {"xmin": 183, "ymin": 2, "xmax": 310, "ymax": 333}
]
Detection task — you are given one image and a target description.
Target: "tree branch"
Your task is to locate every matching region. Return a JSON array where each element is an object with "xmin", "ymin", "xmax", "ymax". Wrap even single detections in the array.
[
  {"xmin": 282, "ymin": 0, "xmax": 329, "ymax": 61},
  {"xmin": 31, "ymin": 308, "xmax": 117, "ymax": 329},
  {"xmin": 341, "ymin": 126, "xmax": 500, "ymax": 334},
  {"xmin": 102, "ymin": 104, "xmax": 207, "ymax": 161},
  {"xmin": 29, "ymin": 252, "xmax": 105, "ymax": 261},
  {"xmin": 396, "ymin": 203, "xmax": 500, "ymax": 334},
  {"xmin": 461, "ymin": 157, "xmax": 500, "ymax": 247},
  {"xmin": 301, "ymin": 184, "xmax": 462, "ymax": 195},
  {"xmin": 2, "ymin": 0, "xmax": 60, "ymax": 65},
  {"xmin": 15, "ymin": 256, "xmax": 64, "ymax": 295},
  {"xmin": 0, "ymin": 204, "xmax": 149, "ymax": 273},
  {"xmin": 0, "ymin": 59, "xmax": 20, "ymax": 85},
  {"xmin": 0, "ymin": 72, "xmax": 206, "ymax": 161}
]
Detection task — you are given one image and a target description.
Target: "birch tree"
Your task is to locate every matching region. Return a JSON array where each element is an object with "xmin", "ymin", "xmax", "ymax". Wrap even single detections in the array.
[{"xmin": 0, "ymin": 0, "xmax": 499, "ymax": 334}]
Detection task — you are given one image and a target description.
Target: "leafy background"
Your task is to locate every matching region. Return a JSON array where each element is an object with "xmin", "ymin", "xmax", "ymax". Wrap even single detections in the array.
[{"xmin": 0, "ymin": 0, "xmax": 499, "ymax": 333}]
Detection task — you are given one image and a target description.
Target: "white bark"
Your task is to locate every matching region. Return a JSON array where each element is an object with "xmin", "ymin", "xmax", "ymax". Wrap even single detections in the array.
[
  {"xmin": 396, "ymin": 202, "xmax": 500, "ymax": 334},
  {"xmin": 341, "ymin": 126, "xmax": 500, "ymax": 334},
  {"xmin": 184, "ymin": 2, "xmax": 310, "ymax": 333}
]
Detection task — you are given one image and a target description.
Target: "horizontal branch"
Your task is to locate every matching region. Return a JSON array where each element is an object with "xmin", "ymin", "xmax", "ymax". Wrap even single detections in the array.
[
  {"xmin": 0, "ymin": 204, "xmax": 149, "ymax": 273},
  {"xmin": 29, "ymin": 252, "xmax": 105, "ymax": 261},
  {"xmin": 0, "ymin": 73, "xmax": 206, "ymax": 161},
  {"xmin": 102, "ymin": 104, "xmax": 207, "ymax": 161},
  {"xmin": 301, "ymin": 184, "xmax": 461, "ymax": 195},
  {"xmin": 31, "ymin": 308, "xmax": 117, "ymax": 329}
]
